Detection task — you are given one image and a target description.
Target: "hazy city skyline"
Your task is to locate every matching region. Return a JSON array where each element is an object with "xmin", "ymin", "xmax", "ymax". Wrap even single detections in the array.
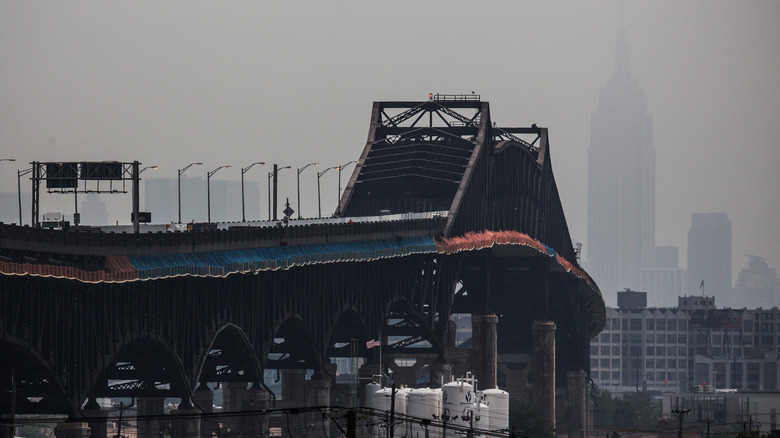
[
  {"xmin": 1, "ymin": 2, "xmax": 778, "ymax": 297},
  {"xmin": 587, "ymin": 27, "xmax": 655, "ymax": 302}
]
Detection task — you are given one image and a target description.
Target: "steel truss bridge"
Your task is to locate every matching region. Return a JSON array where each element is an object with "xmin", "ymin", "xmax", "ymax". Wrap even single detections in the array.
[{"xmin": 0, "ymin": 98, "xmax": 605, "ymax": 436}]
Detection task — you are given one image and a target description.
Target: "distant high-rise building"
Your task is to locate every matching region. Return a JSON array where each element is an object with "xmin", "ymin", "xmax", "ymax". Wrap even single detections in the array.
[
  {"xmin": 144, "ymin": 177, "xmax": 260, "ymax": 224},
  {"xmin": 79, "ymin": 194, "xmax": 108, "ymax": 225},
  {"xmin": 588, "ymin": 30, "xmax": 655, "ymax": 304},
  {"xmin": 0, "ymin": 192, "xmax": 30, "ymax": 225},
  {"xmin": 687, "ymin": 213, "xmax": 732, "ymax": 303},
  {"xmin": 642, "ymin": 246, "xmax": 686, "ymax": 307},
  {"xmin": 734, "ymin": 255, "xmax": 779, "ymax": 309}
]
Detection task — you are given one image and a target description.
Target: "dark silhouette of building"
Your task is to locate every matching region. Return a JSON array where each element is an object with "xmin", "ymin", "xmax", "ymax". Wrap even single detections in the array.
[{"xmin": 588, "ymin": 30, "xmax": 655, "ymax": 304}]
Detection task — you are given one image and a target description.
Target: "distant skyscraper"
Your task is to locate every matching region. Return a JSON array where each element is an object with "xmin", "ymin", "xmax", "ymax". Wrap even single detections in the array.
[
  {"xmin": 588, "ymin": 30, "xmax": 655, "ymax": 304},
  {"xmin": 734, "ymin": 255, "xmax": 780, "ymax": 309},
  {"xmin": 144, "ymin": 177, "xmax": 260, "ymax": 224},
  {"xmin": 687, "ymin": 213, "xmax": 732, "ymax": 302},
  {"xmin": 79, "ymin": 194, "xmax": 108, "ymax": 225},
  {"xmin": 641, "ymin": 246, "xmax": 686, "ymax": 307}
]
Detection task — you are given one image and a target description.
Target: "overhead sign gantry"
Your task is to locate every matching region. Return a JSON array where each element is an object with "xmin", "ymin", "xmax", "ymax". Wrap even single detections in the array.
[{"xmin": 30, "ymin": 161, "xmax": 142, "ymax": 232}]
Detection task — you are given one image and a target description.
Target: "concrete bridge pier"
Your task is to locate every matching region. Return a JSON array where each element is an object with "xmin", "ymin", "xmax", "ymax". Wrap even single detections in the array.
[
  {"xmin": 241, "ymin": 383, "xmax": 269, "ymax": 437},
  {"xmin": 566, "ymin": 370, "xmax": 588, "ymax": 438},
  {"xmin": 170, "ymin": 399, "xmax": 200, "ymax": 438},
  {"xmin": 472, "ymin": 313, "xmax": 498, "ymax": 389},
  {"xmin": 136, "ymin": 397, "xmax": 163, "ymax": 438},
  {"xmin": 305, "ymin": 372, "xmax": 332, "ymax": 438},
  {"xmin": 53, "ymin": 421, "xmax": 91, "ymax": 438},
  {"xmin": 221, "ymin": 381, "xmax": 269, "ymax": 437},
  {"xmin": 532, "ymin": 321, "xmax": 556, "ymax": 433},
  {"xmin": 193, "ymin": 383, "xmax": 214, "ymax": 438},
  {"xmin": 281, "ymin": 369, "xmax": 307, "ymax": 434},
  {"xmin": 82, "ymin": 398, "xmax": 107, "ymax": 438},
  {"xmin": 0, "ymin": 419, "xmax": 12, "ymax": 438},
  {"xmin": 429, "ymin": 361, "xmax": 453, "ymax": 388},
  {"xmin": 222, "ymin": 381, "xmax": 249, "ymax": 435}
]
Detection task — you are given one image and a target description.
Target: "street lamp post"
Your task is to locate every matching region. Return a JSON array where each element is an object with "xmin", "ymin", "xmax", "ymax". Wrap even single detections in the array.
[
  {"xmin": 207, "ymin": 165, "xmax": 231, "ymax": 223},
  {"xmin": 267, "ymin": 165, "xmax": 291, "ymax": 221},
  {"xmin": 317, "ymin": 166, "xmax": 338, "ymax": 219},
  {"xmin": 178, "ymin": 162, "xmax": 202, "ymax": 223},
  {"xmin": 140, "ymin": 166, "xmax": 158, "ymax": 174},
  {"xmin": 17, "ymin": 168, "xmax": 32, "ymax": 225},
  {"xmin": 296, "ymin": 162, "xmax": 318, "ymax": 219},
  {"xmin": 1, "ymin": 159, "xmax": 16, "ymax": 222},
  {"xmin": 241, "ymin": 162, "xmax": 265, "ymax": 222},
  {"xmin": 338, "ymin": 161, "xmax": 358, "ymax": 203},
  {"xmin": 137, "ymin": 166, "xmax": 157, "ymax": 220}
]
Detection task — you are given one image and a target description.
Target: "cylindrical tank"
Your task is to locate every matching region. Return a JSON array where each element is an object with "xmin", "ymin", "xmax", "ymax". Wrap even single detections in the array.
[
  {"xmin": 374, "ymin": 387, "xmax": 393, "ymax": 412},
  {"xmin": 473, "ymin": 401, "xmax": 489, "ymax": 436},
  {"xmin": 407, "ymin": 388, "xmax": 442, "ymax": 438},
  {"xmin": 395, "ymin": 387, "xmax": 411, "ymax": 438},
  {"xmin": 365, "ymin": 382, "xmax": 381, "ymax": 410},
  {"xmin": 442, "ymin": 379, "xmax": 475, "ymax": 428},
  {"xmin": 481, "ymin": 388, "xmax": 508, "ymax": 431}
]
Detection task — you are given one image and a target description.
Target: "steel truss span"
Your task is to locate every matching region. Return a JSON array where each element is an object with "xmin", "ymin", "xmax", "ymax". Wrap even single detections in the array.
[{"xmin": 0, "ymin": 100, "xmax": 603, "ymax": 437}]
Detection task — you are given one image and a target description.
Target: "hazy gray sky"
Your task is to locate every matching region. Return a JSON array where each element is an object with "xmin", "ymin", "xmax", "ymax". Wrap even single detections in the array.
[{"xmin": 1, "ymin": 1, "xmax": 778, "ymax": 285}]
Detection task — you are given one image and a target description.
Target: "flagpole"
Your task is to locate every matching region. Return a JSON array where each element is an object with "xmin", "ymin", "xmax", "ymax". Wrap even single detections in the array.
[{"xmin": 379, "ymin": 331, "xmax": 383, "ymax": 387}]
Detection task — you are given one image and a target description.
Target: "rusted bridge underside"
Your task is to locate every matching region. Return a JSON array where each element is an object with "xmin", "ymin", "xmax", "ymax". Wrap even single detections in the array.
[{"xmin": 0, "ymin": 99, "xmax": 604, "ymax": 428}]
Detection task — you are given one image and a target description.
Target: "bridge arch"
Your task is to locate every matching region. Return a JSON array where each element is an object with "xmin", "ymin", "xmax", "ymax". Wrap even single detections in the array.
[
  {"xmin": 326, "ymin": 307, "xmax": 371, "ymax": 359},
  {"xmin": 265, "ymin": 313, "xmax": 319, "ymax": 372},
  {"xmin": 91, "ymin": 334, "xmax": 191, "ymax": 402},
  {"xmin": 195, "ymin": 323, "xmax": 264, "ymax": 387},
  {"xmin": 0, "ymin": 336, "xmax": 74, "ymax": 416}
]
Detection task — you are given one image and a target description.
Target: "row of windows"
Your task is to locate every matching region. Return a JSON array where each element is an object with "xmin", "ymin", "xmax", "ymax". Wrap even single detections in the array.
[
  {"xmin": 591, "ymin": 358, "xmax": 688, "ymax": 370},
  {"xmin": 645, "ymin": 359, "xmax": 686, "ymax": 369},
  {"xmin": 596, "ymin": 333, "xmax": 689, "ymax": 345},
  {"xmin": 603, "ymin": 317, "xmax": 689, "ymax": 331},
  {"xmin": 743, "ymin": 322, "xmax": 779, "ymax": 332},
  {"xmin": 595, "ymin": 370, "xmax": 684, "ymax": 383},
  {"xmin": 591, "ymin": 345, "xmax": 689, "ymax": 357}
]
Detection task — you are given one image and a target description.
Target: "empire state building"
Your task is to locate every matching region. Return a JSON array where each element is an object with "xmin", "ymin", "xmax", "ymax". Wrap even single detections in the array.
[{"xmin": 588, "ymin": 31, "xmax": 655, "ymax": 305}]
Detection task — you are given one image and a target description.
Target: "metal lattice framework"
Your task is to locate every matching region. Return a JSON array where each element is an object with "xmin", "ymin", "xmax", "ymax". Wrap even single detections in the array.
[
  {"xmin": 29, "ymin": 161, "xmax": 142, "ymax": 231},
  {"xmin": 0, "ymin": 99, "xmax": 604, "ymax": 425}
]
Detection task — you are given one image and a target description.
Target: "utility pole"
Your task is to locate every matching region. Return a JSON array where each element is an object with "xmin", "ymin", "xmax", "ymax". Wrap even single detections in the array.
[
  {"xmin": 389, "ymin": 383, "xmax": 396, "ymax": 438},
  {"xmin": 671, "ymin": 408, "xmax": 689, "ymax": 438},
  {"xmin": 346, "ymin": 409, "xmax": 356, "ymax": 438},
  {"xmin": 116, "ymin": 401, "xmax": 124, "ymax": 438}
]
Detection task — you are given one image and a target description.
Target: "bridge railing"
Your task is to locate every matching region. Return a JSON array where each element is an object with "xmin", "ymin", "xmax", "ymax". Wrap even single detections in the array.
[{"xmin": 0, "ymin": 216, "xmax": 447, "ymax": 257}]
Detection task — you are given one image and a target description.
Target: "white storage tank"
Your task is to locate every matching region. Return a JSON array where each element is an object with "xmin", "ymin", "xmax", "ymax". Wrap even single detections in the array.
[
  {"xmin": 407, "ymin": 388, "xmax": 442, "ymax": 438},
  {"xmin": 481, "ymin": 388, "xmax": 509, "ymax": 431},
  {"xmin": 473, "ymin": 401, "xmax": 490, "ymax": 436},
  {"xmin": 365, "ymin": 382, "xmax": 382, "ymax": 410},
  {"xmin": 374, "ymin": 387, "xmax": 394, "ymax": 412},
  {"xmin": 442, "ymin": 379, "xmax": 475, "ymax": 428},
  {"xmin": 395, "ymin": 387, "xmax": 411, "ymax": 438}
]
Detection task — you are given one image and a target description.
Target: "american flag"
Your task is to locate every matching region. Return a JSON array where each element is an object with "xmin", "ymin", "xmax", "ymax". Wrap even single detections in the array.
[{"xmin": 366, "ymin": 338, "xmax": 381, "ymax": 349}]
